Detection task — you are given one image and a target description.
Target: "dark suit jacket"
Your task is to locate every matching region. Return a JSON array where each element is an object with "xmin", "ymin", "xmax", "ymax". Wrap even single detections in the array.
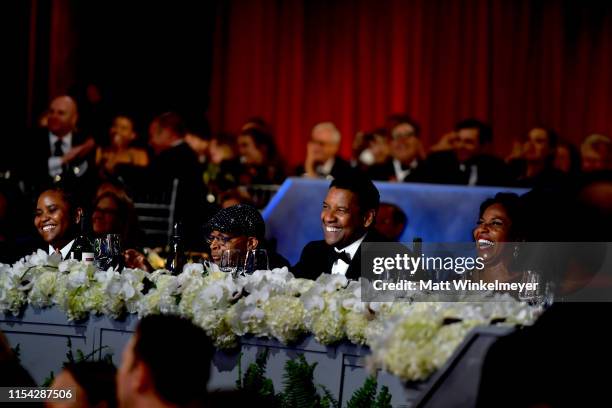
[
  {"xmin": 295, "ymin": 156, "xmax": 354, "ymax": 179},
  {"xmin": 146, "ymin": 141, "xmax": 207, "ymax": 249},
  {"xmin": 291, "ymin": 230, "xmax": 406, "ymax": 280},
  {"xmin": 422, "ymin": 150, "xmax": 511, "ymax": 187},
  {"xmin": 367, "ymin": 158, "xmax": 426, "ymax": 182},
  {"xmin": 21, "ymin": 128, "xmax": 96, "ymax": 194}
]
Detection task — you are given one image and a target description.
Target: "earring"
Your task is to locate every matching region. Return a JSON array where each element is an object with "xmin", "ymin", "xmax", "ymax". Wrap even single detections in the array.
[{"xmin": 513, "ymin": 245, "xmax": 519, "ymax": 259}]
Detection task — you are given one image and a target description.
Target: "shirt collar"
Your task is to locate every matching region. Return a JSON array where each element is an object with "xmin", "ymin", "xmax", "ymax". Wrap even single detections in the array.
[
  {"xmin": 317, "ymin": 157, "xmax": 336, "ymax": 176},
  {"xmin": 48, "ymin": 239, "xmax": 75, "ymax": 260},
  {"xmin": 49, "ymin": 132, "xmax": 73, "ymax": 147},
  {"xmin": 334, "ymin": 233, "xmax": 367, "ymax": 260}
]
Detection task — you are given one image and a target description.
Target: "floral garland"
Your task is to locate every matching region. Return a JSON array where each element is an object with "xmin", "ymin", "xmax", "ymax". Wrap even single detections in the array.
[{"xmin": 0, "ymin": 250, "xmax": 541, "ymax": 381}]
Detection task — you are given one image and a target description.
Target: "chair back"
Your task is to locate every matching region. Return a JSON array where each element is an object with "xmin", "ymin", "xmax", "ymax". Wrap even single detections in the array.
[{"xmin": 133, "ymin": 178, "xmax": 179, "ymax": 247}]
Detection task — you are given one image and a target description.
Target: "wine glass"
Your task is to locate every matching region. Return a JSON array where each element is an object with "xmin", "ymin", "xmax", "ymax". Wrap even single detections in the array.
[
  {"xmin": 94, "ymin": 234, "xmax": 122, "ymax": 270},
  {"xmin": 220, "ymin": 249, "xmax": 242, "ymax": 276},
  {"xmin": 244, "ymin": 249, "xmax": 269, "ymax": 274},
  {"xmin": 518, "ymin": 269, "xmax": 542, "ymax": 304}
]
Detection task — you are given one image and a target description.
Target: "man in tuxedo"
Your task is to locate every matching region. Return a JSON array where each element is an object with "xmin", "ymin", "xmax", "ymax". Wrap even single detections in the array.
[
  {"xmin": 292, "ymin": 174, "xmax": 389, "ymax": 280},
  {"xmin": 22, "ymin": 95, "xmax": 96, "ymax": 195},
  {"xmin": 295, "ymin": 122, "xmax": 353, "ymax": 179},
  {"xmin": 367, "ymin": 116, "xmax": 426, "ymax": 182},
  {"xmin": 423, "ymin": 119, "xmax": 511, "ymax": 186}
]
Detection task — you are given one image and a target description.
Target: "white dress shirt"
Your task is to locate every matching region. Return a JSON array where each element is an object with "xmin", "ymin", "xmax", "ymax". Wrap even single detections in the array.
[
  {"xmin": 48, "ymin": 132, "xmax": 73, "ymax": 177},
  {"xmin": 393, "ymin": 158, "xmax": 418, "ymax": 182},
  {"xmin": 331, "ymin": 234, "xmax": 367, "ymax": 276},
  {"xmin": 48, "ymin": 240, "xmax": 75, "ymax": 260}
]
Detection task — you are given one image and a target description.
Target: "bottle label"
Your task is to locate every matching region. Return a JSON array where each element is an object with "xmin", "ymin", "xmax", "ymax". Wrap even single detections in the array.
[{"xmin": 82, "ymin": 252, "xmax": 95, "ymax": 264}]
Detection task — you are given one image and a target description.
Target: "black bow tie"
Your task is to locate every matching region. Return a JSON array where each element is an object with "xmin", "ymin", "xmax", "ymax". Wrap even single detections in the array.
[{"xmin": 330, "ymin": 250, "xmax": 351, "ymax": 264}]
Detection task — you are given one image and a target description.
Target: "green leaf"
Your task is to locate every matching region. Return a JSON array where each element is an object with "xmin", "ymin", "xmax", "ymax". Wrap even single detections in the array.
[
  {"xmin": 346, "ymin": 376, "xmax": 377, "ymax": 408},
  {"xmin": 41, "ymin": 371, "xmax": 54, "ymax": 387},
  {"xmin": 373, "ymin": 386, "xmax": 392, "ymax": 408}
]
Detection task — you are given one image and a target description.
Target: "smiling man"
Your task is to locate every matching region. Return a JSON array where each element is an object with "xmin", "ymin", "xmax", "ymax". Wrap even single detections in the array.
[{"xmin": 292, "ymin": 174, "xmax": 388, "ymax": 280}]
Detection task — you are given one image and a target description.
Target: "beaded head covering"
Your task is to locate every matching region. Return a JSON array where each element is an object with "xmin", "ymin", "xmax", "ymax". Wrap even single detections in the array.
[{"xmin": 205, "ymin": 204, "xmax": 265, "ymax": 239}]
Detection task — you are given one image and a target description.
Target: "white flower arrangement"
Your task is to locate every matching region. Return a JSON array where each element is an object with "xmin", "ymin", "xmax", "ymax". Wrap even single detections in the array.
[{"xmin": 0, "ymin": 253, "xmax": 542, "ymax": 381}]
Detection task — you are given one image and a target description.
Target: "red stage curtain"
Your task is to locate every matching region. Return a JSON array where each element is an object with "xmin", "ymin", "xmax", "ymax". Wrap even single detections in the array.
[{"xmin": 209, "ymin": 0, "xmax": 612, "ymax": 166}]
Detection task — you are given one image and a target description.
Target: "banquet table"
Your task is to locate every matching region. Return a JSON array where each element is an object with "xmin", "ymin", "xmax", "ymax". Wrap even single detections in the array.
[{"xmin": 0, "ymin": 306, "xmax": 513, "ymax": 407}]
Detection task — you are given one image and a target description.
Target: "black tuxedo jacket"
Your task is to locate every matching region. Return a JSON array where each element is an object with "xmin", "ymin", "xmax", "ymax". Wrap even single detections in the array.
[
  {"xmin": 21, "ymin": 128, "xmax": 95, "ymax": 190},
  {"xmin": 367, "ymin": 158, "xmax": 425, "ymax": 182},
  {"xmin": 422, "ymin": 150, "xmax": 511, "ymax": 187},
  {"xmin": 291, "ymin": 230, "xmax": 407, "ymax": 280}
]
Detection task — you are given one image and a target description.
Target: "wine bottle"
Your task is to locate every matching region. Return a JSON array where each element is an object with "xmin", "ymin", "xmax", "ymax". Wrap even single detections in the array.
[
  {"xmin": 166, "ymin": 222, "xmax": 186, "ymax": 274},
  {"xmin": 71, "ymin": 213, "xmax": 94, "ymax": 263}
]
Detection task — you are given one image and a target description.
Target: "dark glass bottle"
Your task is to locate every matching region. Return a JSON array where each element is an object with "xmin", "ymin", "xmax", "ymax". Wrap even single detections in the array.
[
  {"xmin": 166, "ymin": 222, "xmax": 186, "ymax": 274},
  {"xmin": 71, "ymin": 213, "xmax": 94, "ymax": 263}
]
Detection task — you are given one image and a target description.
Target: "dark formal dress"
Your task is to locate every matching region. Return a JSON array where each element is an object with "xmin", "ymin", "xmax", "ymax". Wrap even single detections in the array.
[
  {"xmin": 291, "ymin": 230, "xmax": 405, "ymax": 280},
  {"xmin": 422, "ymin": 150, "xmax": 511, "ymax": 187}
]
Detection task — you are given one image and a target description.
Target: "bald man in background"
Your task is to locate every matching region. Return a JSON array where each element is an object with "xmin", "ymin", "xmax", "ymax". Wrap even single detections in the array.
[{"xmin": 21, "ymin": 95, "xmax": 96, "ymax": 195}]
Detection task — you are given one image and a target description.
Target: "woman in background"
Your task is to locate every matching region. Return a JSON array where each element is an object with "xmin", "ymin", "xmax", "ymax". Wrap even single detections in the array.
[{"xmin": 96, "ymin": 115, "xmax": 148, "ymax": 178}]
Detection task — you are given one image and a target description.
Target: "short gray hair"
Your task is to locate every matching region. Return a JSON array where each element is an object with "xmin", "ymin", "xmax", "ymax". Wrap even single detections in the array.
[{"xmin": 312, "ymin": 122, "xmax": 341, "ymax": 144}]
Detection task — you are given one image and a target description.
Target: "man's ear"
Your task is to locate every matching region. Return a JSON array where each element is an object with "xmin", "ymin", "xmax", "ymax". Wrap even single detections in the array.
[
  {"xmin": 74, "ymin": 207, "xmax": 83, "ymax": 225},
  {"xmin": 134, "ymin": 360, "xmax": 151, "ymax": 394},
  {"xmin": 246, "ymin": 237, "xmax": 259, "ymax": 251},
  {"xmin": 363, "ymin": 209, "xmax": 376, "ymax": 229}
]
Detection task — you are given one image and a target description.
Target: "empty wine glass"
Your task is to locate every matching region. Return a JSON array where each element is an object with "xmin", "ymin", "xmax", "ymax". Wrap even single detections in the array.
[
  {"xmin": 220, "ymin": 249, "xmax": 242, "ymax": 276},
  {"xmin": 244, "ymin": 249, "xmax": 269, "ymax": 274}
]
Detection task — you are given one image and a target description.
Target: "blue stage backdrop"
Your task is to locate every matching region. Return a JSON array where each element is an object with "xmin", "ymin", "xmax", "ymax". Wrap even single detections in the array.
[{"xmin": 262, "ymin": 178, "xmax": 528, "ymax": 265}]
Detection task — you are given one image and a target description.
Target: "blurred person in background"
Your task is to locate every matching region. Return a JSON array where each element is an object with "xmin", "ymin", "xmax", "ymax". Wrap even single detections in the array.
[
  {"xmin": 91, "ymin": 190, "xmax": 142, "ymax": 250},
  {"xmin": 374, "ymin": 202, "xmax": 407, "ymax": 242},
  {"xmin": 508, "ymin": 127, "xmax": 565, "ymax": 187},
  {"xmin": 581, "ymin": 133, "xmax": 612, "ymax": 173},
  {"xmin": 424, "ymin": 119, "xmax": 510, "ymax": 186},
  {"xmin": 47, "ymin": 361, "xmax": 117, "ymax": 408},
  {"xmin": 553, "ymin": 139, "xmax": 581, "ymax": 177},
  {"xmin": 23, "ymin": 96, "xmax": 96, "ymax": 199},
  {"xmin": 236, "ymin": 127, "xmax": 286, "ymax": 185},
  {"xmin": 296, "ymin": 122, "xmax": 352, "ymax": 179},
  {"xmin": 147, "ymin": 112, "xmax": 206, "ymax": 249},
  {"xmin": 352, "ymin": 129, "xmax": 391, "ymax": 170},
  {"xmin": 96, "ymin": 115, "xmax": 148, "ymax": 179},
  {"xmin": 367, "ymin": 116, "xmax": 426, "ymax": 182}
]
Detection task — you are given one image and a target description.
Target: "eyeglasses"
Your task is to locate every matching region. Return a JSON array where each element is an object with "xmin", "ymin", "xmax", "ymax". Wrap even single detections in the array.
[{"xmin": 205, "ymin": 234, "xmax": 237, "ymax": 246}]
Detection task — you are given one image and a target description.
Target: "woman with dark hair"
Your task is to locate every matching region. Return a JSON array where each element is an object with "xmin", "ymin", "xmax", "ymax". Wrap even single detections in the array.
[
  {"xmin": 236, "ymin": 128, "xmax": 286, "ymax": 185},
  {"xmin": 472, "ymin": 192, "xmax": 525, "ymax": 283},
  {"xmin": 34, "ymin": 188, "xmax": 82, "ymax": 259}
]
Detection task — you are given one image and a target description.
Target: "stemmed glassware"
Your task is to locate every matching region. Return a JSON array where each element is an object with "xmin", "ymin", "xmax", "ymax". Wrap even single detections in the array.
[
  {"xmin": 220, "ymin": 249, "xmax": 243, "ymax": 276},
  {"xmin": 244, "ymin": 249, "xmax": 269, "ymax": 275}
]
